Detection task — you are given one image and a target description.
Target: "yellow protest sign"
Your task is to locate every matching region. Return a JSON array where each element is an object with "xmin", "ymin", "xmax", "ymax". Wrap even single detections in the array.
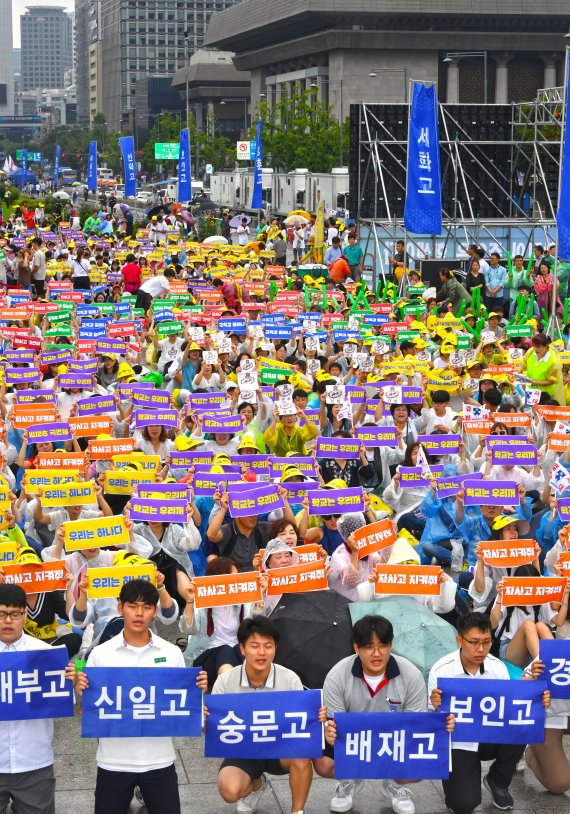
[
  {"xmin": 0, "ymin": 542, "xmax": 19, "ymax": 565},
  {"xmin": 104, "ymin": 470, "xmax": 156, "ymax": 495},
  {"xmin": 40, "ymin": 481, "xmax": 96, "ymax": 507},
  {"xmin": 63, "ymin": 516, "xmax": 130, "ymax": 551},
  {"xmin": 113, "ymin": 455, "xmax": 161, "ymax": 473},
  {"xmin": 88, "ymin": 565, "xmax": 156, "ymax": 598},
  {"xmin": 25, "ymin": 470, "xmax": 79, "ymax": 490}
]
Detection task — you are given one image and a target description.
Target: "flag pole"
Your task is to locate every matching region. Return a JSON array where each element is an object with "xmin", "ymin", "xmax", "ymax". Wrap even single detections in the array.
[{"xmin": 550, "ymin": 45, "xmax": 569, "ymax": 339}]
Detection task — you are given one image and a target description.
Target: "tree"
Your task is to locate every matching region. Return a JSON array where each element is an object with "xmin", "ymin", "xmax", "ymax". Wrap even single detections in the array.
[
  {"xmin": 139, "ymin": 111, "xmax": 233, "ymax": 175},
  {"xmin": 251, "ymin": 88, "xmax": 348, "ymax": 172}
]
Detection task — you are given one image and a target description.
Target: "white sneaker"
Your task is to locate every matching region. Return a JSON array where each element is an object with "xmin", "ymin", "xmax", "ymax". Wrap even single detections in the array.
[
  {"xmin": 330, "ymin": 780, "xmax": 355, "ymax": 812},
  {"xmin": 133, "ymin": 787, "xmax": 144, "ymax": 807},
  {"xmin": 382, "ymin": 781, "xmax": 415, "ymax": 814},
  {"xmin": 236, "ymin": 775, "xmax": 267, "ymax": 814}
]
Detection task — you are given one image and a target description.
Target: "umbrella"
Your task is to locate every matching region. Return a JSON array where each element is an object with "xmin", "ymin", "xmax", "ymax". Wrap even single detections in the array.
[
  {"xmin": 119, "ymin": 203, "xmax": 130, "ymax": 213},
  {"xmin": 284, "ymin": 214, "xmax": 309, "ymax": 226},
  {"xmin": 71, "ymin": 182, "xmax": 82, "ymax": 187},
  {"xmin": 52, "ymin": 191, "xmax": 70, "ymax": 200},
  {"xmin": 349, "ymin": 596, "xmax": 458, "ymax": 682},
  {"xmin": 202, "ymin": 235, "xmax": 228, "ymax": 245},
  {"xmin": 146, "ymin": 204, "xmax": 172, "ymax": 218},
  {"xmin": 191, "ymin": 199, "xmax": 222, "ymax": 214},
  {"xmin": 269, "ymin": 591, "xmax": 354, "ymax": 688},
  {"xmin": 178, "ymin": 210, "xmax": 195, "ymax": 227},
  {"xmin": 229, "ymin": 214, "xmax": 251, "ymax": 228},
  {"xmin": 288, "ymin": 209, "xmax": 311, "ymax": 220}
]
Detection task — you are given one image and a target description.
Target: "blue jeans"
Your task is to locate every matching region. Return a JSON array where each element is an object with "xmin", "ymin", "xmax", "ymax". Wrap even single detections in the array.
[{"xmin": 421, "ymin": 539, "xmax": 452, "ymax": 565}]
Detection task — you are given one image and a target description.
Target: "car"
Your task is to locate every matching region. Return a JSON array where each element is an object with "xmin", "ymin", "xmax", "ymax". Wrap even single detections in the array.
[{"xmin": 135, "ymin": 190, "xmax": 153, "ymax": 205}]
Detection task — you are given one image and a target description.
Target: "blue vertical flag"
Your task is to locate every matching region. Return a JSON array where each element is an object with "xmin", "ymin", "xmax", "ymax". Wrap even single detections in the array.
[
  {"xmin": 250, "ymin": 118, "xmax": 263, "ymax": 209},
  {"xmin": 21, "ymin": 149, "xmax": 28, "ymax": 180},
  {"xmin": 557, "ymin": 54, "xmax": 570, "ymax": 261},
  {"xmin": 53, "ymin": 145, "xmax": 61, "ymax": 187},
  {"xmin": 178, "ymin": 128, "xmax": 191, "ymax": 203},
  {"xmin": 404, "ymin": 82, "xmax": 442, "ymax": 235},
  {"xmin": 87, "ymin": 140, "xmax": 97, "ymax": 192},
  {"xmin": 119, "ymin": 136, "xmax": 137, "ymax": 198}
]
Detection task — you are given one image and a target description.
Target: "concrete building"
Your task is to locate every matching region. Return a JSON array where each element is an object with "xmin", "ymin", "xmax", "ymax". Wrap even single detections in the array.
[
  {"xmin": 98, "ymin": 0, "xmax": 240, "ymax": 132},
  {"xmin": 204, "ymin": 0, "xmax": 570, "ymax": 120},
  {"xmin": 20, "ymin": 6, "xmax": 74, "ymax": 93},
  {"xmin": 0, "ymin": 0, "xmax": 14, "ymax": 116},
  {"xmin": 75, "ymin": 0, "xmax": 101, "ymax": 124}
]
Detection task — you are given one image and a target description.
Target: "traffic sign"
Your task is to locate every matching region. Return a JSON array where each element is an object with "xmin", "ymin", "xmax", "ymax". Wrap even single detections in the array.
[
  {"xmin": 236, "ymin": 141, "xmax": 256, "ymax": 160},
  {"xmin": 16, "ymin": 150, "xmax": 41, "ymax": 161},
  {"xmin": 205, "ymin": 164, "xmax": 213, "ymax": 174},
  {"xmin": 154, "ymin": 143, "xmax": 180, "ymax": 160}
]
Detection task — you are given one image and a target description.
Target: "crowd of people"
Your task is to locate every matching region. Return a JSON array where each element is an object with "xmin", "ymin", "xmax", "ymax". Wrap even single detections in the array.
[{"xmin": 0, "ymin": 209, "xmax": 568, "ymax": 814}]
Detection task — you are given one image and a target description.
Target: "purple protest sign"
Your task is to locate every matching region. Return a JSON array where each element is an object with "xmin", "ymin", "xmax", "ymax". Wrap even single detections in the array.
[
  {"xmin": 134, "ymin": 409, "xmax": 179, "ymax": 429},
  {"xmin": 344, "ymin": 385, "xmax": 366, "ymax": 404},
  {"xmin": 418, "ymin": 434, "xmax": 461, "ymax": 455},
  {"xmin": 269, "ymin": 457, "xmax": 318, "ymax": 478},
  {"xmin": 96, "ymin": 339, "xmax": 127, "ymax": 355},
  {"xmin": 194, "ymin": 463, "xmax": 242, "ymax": 474},
  {"xmin": 202, "ymin": 415, "xmax": 244, "ymax": 433},
  {"xmin": 58, "ymin": 374, "xmax": 94, "ymax": 389},
  {"xmin": 307, "ymin": 487, "xmax": 364, "ymax": 515},
  {"xmin": 4, "ymin": 351, "xmax": 35, "ymax": 364},
  {"xmin": 168, "ymin": 451, "xmax": 212, "ymax": 469},
  {"xmin": 129, "ymin": 498, "xmax": 188, "ymax": 523},
  {"xmin": 278, "ymin": 480, "xmax": 322, "ymax": 497},
  {"xmin": 27, "ymin": 422, "xmax": 72, "ymax": 445},
  {"xmin": 399, "ymin": 465, "xmax": 444, "ymax": 488},
  {"xmin": 132, "ymin": 389, "xmax": 172, "ymax": 409},
  {"xmin": 67, "ymin": 360, "xmax": 99, "ymax": 374},
  {"xmin": 491, "ymin": 444, "xmax": 538, "ymax": 467},
  {"xmin": 40, "ymin": 349, "xmax": 74, "ymax": 366},
  {"xmin": 189, "ymin": 392, "xmax": 226, "ymax": 409},
  {"xmin": 228, "ymin": 484, "xmax": 285, "ymax": 517},
  {"xmin": 5, "ymin": 367, "xmax": 41, "ymax": 385},
  {"xmin": 436, "ymin": 472, "xmax": 484, "ymax": 499},
  {"xmin": 463, "ymin": 480, "xmax": 519, "ymax": 506},
  {"xmin": 136, "ymin": 483, "xmax": 191, "ymax": 500},
  {"xmin": 118, "ymin": 382, "xmax": 154, "ymax": 400},
  {"xmin": 485, "ymin": 436, "xmax": 531, "ymax": 448},
  {"xmin": 193, "ymin": 473, "xmax": 242, "ymax": 495},
  {"xmin": 401, "ymin": 387, "xmax": 423, "ymax": 403},
  {"xmin": 354, "ymin": 426, "xmax": 398, "ymax": 447},
  {"xmin": 230, "ymin": 455, "xmax": 271, "ymax": 474},
  {"xmin": 15, "ymin": 389, "xmax": 56, "ymax": 405},
  {"xmin": 315, "ymin": 437, "xmax": 360, "ymax": 459},
  {"xmin": 556, "ymin": 498, "xmax": 570, "ymax": 521},
  {"xmin": 77, "ymin": 395, "xmax": 116, "ymax": 416}
]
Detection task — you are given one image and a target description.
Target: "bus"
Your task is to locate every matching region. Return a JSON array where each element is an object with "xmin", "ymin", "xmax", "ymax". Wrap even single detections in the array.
[
  {"xmin": 97, "ymin": 168, "xmax": 117, "ymax": 187},
  {"xmin": 59, "ymin": 167, "xmax": 76, "ymax": 184}
]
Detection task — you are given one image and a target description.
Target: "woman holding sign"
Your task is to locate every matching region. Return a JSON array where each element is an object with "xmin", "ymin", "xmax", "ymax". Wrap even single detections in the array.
[{"xmin": 521, "ymin": 334, "xmax": 565, "ymax": 406}]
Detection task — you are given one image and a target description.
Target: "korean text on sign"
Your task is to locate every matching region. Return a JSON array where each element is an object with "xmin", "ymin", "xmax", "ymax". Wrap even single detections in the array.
[
  {"xmin": 0, "ymin": 648, "xmax": 74, "ymax": 720},
  {"xmin": 82, "ymin": 667, "xmax": 203, "ymax": 737},
  {"xmin": 539, "ymin": 640, "xmax": 570, "ymax": 699},
  {"xmin": 334, "ymin": 711, "xmax": 450, "ymax": 780},
  {"xmin": 437, "ymin": 678, "xmax": 546, "ymax": 744},
  {"xmin": 205, "ymin": 690, "xmax": 323, "ymax": 759}
]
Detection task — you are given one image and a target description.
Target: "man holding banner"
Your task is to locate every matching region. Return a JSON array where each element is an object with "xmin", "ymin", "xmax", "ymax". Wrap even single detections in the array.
[
  {"xmin": 76, "ymin": 578, "xmax": 207, "ymax": 814},
  {"xmin": 0, "ymin": 583, "xmax": 76, "ymax": 814}
]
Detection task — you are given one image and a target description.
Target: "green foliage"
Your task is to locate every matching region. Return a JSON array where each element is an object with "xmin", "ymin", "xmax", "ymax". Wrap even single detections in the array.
[
  {"xmin": 252, "ymin": 89, "xmax": 348, "ymax": 172},
  {"xmin": 37, "ymin": 113, "xmax": 122, "ymax": 175},
  {"xmin": 194, "ymin": 215, "xmax": 219, "ymax": 242}
]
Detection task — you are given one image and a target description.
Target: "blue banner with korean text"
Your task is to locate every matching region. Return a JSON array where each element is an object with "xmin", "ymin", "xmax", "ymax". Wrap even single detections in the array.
[
  {"xmin": 557, "ymin": 54, "xmax": 570, "ymax": 262},
  {"xmin": 438, "ymin": 678, "xmax": 546, "ymax": 744},
  {"xmin": 53, "ymin": 145, "xmax": 60, "ymax": 187},
  {"xmin": 334, "ymin": 711, "xmax": 450, "ymax": 780},
  {"xmin": 178, "ymin": 128, "xmax": 191, "ymax": 203},
  {"xmin": 21, "ymin": 149, "xmax": 27, "ymax": 179},
  {"xmin": 120, "ymin": 136, "xmax": 137, "ymax": 199},
  {"xmin": 404, "ymin": 82, "xmax": 442, "ymax": 236},
  {"xmin": 205, "ymin": 689, "xmax": 323, "ymax": 758},
  {"xmin": 87, "ymin": 140, "xmax": 97, "ymax": 192},
  {"xmin": 540, "ymin": 639, "xmax": 570, "ymax": 699},
  {"xmin": 251, "ymin": 118, "xmax": 263, "ymax": 210},
  {"xmin": 82, "ymin": 667, "xmax": 203, "ymax": 737},
  {"xmin": 0, "ymin": 647, "xmax": 74, "ymax": 720}
]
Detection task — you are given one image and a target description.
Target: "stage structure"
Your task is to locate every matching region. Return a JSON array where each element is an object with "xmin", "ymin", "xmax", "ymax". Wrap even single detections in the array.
[{"xmin": 350, "ymin": 89, "xmax": 563, "ymax": 285}]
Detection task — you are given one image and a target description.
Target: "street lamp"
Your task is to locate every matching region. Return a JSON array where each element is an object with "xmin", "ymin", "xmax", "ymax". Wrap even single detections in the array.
[
  {"xmin": 220, "ymin": 98, "xmax": 248, "ymax": 137},
  {"xmin": 310, "ymin": 79, "xmax": 344, "ymax": 166},
  {"xmin": 443, "ymin": 51, "xmax": 488, "ymax": 104}
]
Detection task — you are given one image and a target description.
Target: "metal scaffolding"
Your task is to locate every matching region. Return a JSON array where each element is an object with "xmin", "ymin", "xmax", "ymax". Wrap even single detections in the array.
[{"xmin": 351, "ymin": 91, "xmax": 563, "ymax": 286}]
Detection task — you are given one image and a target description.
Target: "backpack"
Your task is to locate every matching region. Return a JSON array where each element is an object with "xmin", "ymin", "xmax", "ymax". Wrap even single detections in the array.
[{"xmin": 222, "ymin": 523, "xmax": 264, "ymax": 561}]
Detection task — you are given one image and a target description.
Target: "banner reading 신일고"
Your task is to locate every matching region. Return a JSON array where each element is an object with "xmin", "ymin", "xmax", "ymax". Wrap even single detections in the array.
[
  {"xmin": 40, "ymin": 481, "xmax": 96, "ymax": 508},
  {"xmin": 87, "ymin": 564, "xmax": 156, "ymax": 599},
  {"xmin": 193, "ymin": 571, "xmax": 262, "ymax": 609},
  {"xmin": 266, "ymin": 560, "xmax": 329, "ymax": 596},
  {"xmin": 374, "ymin": 565, "xmax": 441, "ymax": 596},
  {"xmin": 63, "ymin": 516, "xmax": 130, "ymax": 551},
  {"xmin": 353, "ymin": 518, "xmax": 397, "ymax": 559}
]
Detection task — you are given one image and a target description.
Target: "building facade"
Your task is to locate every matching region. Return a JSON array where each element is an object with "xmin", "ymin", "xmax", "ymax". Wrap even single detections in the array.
[
  {"xmin": 98, "ymin": 0, "xmax": 240, "ymax": 132},
  {"xmin": 204, "ymin": 0, "xmax": 570, "ymax": 122},
  {"xmin": 0, "ymin": 0, "xmax": 14, "ymax": 116},
  {"xmin": 20, "ymin": 6, "xmax": 74, "ymax": 93}
]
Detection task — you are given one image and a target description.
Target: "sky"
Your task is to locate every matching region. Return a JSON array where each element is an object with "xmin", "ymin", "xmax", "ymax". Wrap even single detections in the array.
[{"xmin": 12, "ymin": 1, "xmax": 74, "ymax": 48}]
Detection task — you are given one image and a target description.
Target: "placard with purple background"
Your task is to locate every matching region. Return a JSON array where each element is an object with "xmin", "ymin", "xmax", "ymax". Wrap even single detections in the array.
[
  {"xmin": 96, "ymin": 339, "xmax": 127, "ymax": 355},
  {"xmin": 78, "ymin": 395, "xmax": 116, "ymax": 416},
  {"xmin": 67, "ymin": 360, "xmax": 99, "ymax": 374},
  {"xmin": 134, "ymin": 409, "xmax": 179, "ymax": 429},
  {"xmin": 315, "ymin": 437, "xmax": 360, "ymax": 459},
  {"xmin": 5, "ymin": 367, "xmax": 41, "ymax": 385},
  {"xmin": 355, "ymin": 426, "xmax": 398, "ymax": 447},
  {"xmin": 128, "ymin": 498, "xmax": 188, "ymax": 523},
  {"xmin": 307, "ymin": 487, "xmax": 365, "ymax": 515},
  {"xmin": 58, "ymin": 374, "xmax": 94, "ymax": 389},
  {"xmin": 169, "ymin": 451, "xmax": 213, "ymax": 469},
  {"xmin": 40, "ymin": 349, "xmax": 74, "ymax": 366},
  {"xmin": 556, "ymin": 497, "xmax": 570, "ymax": 521},
  {"xmin": 464, "ymin": 480, "xmax": 519, "ymax": 506},
  {"xmin": 269, "ymin": 457, "xmax": 318, "ymax": 478},
  {"xmin": 491, "ymin": 444, "xmax": 538, "ymax": 467},
  {"xmin": 436, "ymin": 472, "xmax": 484, "ymax": 498},
  {"xmin": 27, "ymin": 422, "xmax": 72, "ymax": 444},
  {"xmin": 230, "ymin": 455, "xmax": 271, "ymax": 474},
  {"xmin": 188, "ymin": 392, "xmax": 227, "ymax": 409},
  {"xmin": 132, "ymin": 389, "xmax": 172, "ymax": 409},
  {"xmin": 417, "ymin": 434, "xmax": 461, "ymax": 455},
  {"xmin": 485, "ymin": 436, "xmax": 532, "ymax": 448},
  {"xmin": 4, "ymin": 350, "xmax": 35, "ymax": 364},
  {"xmin": 15, "ymin": 389, "xmax": 56, "ymax": 405},
  {"xmin": 399, "ymin": 465, "xmax": 444, "ymax": 488},
  {"xmin": 193, "ymin": 473, "xmax": 242, "ymax": 495},
  {"xmin": 277, "ymin": 480, "xmax": 322, "ymax": 497},
  {"xmin": 202, "ymin": 415, "xmax": 245, "ymax": 433},
  {"xmin": 194, "ymin": 463, "xmax": 242, "ymax": 475},
  {"xmin": 136, "ymin": 483, "xmax": 191, "ymax": 500},
  {"xmin": 228, "ymin": 484, "xmax": 285, "ymax": 517},
  {"xmin": 118, "ymin": 382, "xmax": 154, "ymax": 399}
]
